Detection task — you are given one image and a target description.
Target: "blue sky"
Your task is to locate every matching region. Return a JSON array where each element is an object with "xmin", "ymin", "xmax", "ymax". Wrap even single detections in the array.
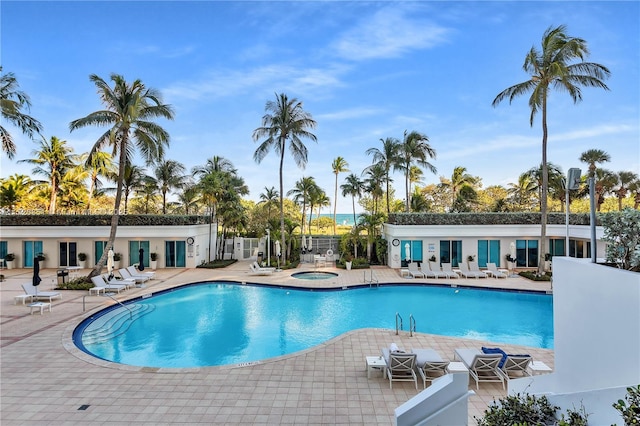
[{"xmin": 2, "ymin": 1, "xmax": 638, "ymax": 213}]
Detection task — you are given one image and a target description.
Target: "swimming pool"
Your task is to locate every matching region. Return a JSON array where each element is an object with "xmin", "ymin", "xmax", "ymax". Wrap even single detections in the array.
[
  {"xmin": 291, "ymin": 271, "xmax": 339, "ymax": 280},
  {"xmin": 74, "ymin": 282, "xmax": 553, "ymax": 368}
]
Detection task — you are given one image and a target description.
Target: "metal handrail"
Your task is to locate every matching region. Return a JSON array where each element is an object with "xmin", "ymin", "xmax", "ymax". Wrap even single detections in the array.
[
  {"xmin": 409, "ymin": 314, "xmax": 416, "ymax": 337},
  {"xmin": 83, "ymin": 292, "xmax": 133, "ymax": 320},
  {"xmin": 395, "ymin": 312, "xmax": 403, "ymax": 335},
  {"xmin": 364, "ymin": 270, "xmax": 379, "ymax": 287}
]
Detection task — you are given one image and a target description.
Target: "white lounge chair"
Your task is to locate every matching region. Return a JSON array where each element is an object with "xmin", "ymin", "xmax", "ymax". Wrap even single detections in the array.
[
  {"xmin": 127, "ymin": 265, "xmax": 155, "ymax": 279},
  {"xmin": 486, "ymin": 262, "xmax": 507, "ymax": 278},
  {"xmin": 102, "ymin": 274, "xmax": 136, "ymax": 289},
  {"xmin": 458, "ymin": 262, "xmax": 487, "ymax": 278},
  {"xmin": 469, "ymin": 261, "xmax": 489, "ymax": 278},
  {"xmin": 91, "ymin": 275, "xmax": 127, "ymax": 293},
  {"xmin": 21, "ymin": 283, "xmax": 62, "ymax": 302},
  {"xmin": 386, "ymin": 352, "xmax": 418, "ymax": 389},
  {"xmin": 250, "ymin": 262, "xmax": 274, "ymax": 275},
  {"xmin": 407, "ymin": 262, "xmax": 425, "ymax": 278},
  {"xmin": 430, "ymin": 261, "xmax": 458, "ymax": 279},
  {"xmin": 500, "ymin": 354, "xmax": 532, "ymax": 381},
  {"xmin": 441, "ymin": 263, "xmax": 461, "ymax": 278},
  {"xmin": 454, "ymin": 348, "xmax": 504, "ymax": 390},
  {"xmin": 119, "ymin": 268, "xmax": 150, "ymax": 284},
  {"xmin": 411, "ymin": 348, "xmax": 449, "ymax": 388}
]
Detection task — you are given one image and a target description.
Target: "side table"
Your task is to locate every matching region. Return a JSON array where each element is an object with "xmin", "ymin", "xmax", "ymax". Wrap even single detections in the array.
[
  {"xmin": 365, "ymin": 356, "xmax": 387, "ymax": 378},
  {"xmin": 15, "ymin": 294, "xmax": 34, "ymax": 305},
  {"xmin": 28, "ymin": 302, "xmax": 51, "ymax": 315}
]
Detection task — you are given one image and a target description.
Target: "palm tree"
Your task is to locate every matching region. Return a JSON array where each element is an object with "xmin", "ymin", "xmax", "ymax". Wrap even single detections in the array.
[
  {"xmin": 493, "ymin": 25, "xmax": 610, "ymax": 274},
  {"xmin": 507, "ymin": 172, "xmax": 538, "ymax": 211},
  {"xmin": 192, "ymin": 155, "xmax": 236, "ymax": 178},
  {"xmin": 0, "ymin": 67, "xmax": 43, "ymax": 159},
  {"xmin": 408, "ymin": 165, "xmax": 424, "ymax": 200},
  {"xmin": 594, "ymin": 169, "xmax": 618, "ymax": 211},
  {"xmin": 154, "ymin": 159, "xmax": 186, "ymax": 214},
  {"xmin": 341, "ymin": 173, "xmax": 364, "ymax": 227},
  {"xmin": 287, "ymin": 176, "xmax": 318, "ymax": 235},
  {"xmin": 309, "ymin": 187, "xmax": 330, "ymax": 233},
  {"xmin": 0, "ymin": 174, "xmax": 32, "ymax": 211},
  {"xmin": 70, "ymin": 73, "xmax": 174, "ymax": 278},
  {"xmin": 253, "ymin": 93, "xmax": 317, "ymax": 264},
  {"xmin": 366, "ymin": 137, "xmax": 399, "ymax": 214},
  {"xmin": 363, "ymin": 163, "xmax": 385, "ymax": 215},
  {"xmin": 176, "ymin": 182, "xmax": 200, "ymax": 215},
  {"xmin": 397, "ymin": 130, "xmax": 436, "ymax": 212},
  {"xmin": 258, "ymin": 186, "xmax": 279, "ymax": 222},
  {"xmin": 331, "ymin": 157, "xmax": 349, "ymax": 235},
  {"xmin": 526, "ymin": 162, "xmax": 563, "ymax": 211},
  {"xmin": 440, "ymin": 166, "xmax": 479, "ymax": 212},
  {"xmin": 80, "ymin": 151, "xmax": 115, "ymax": 213},
  {"xmin": 614, "ymin": 171, "xmax": 639, "ymax": 211},
  {"xmin": 18, "ymin": 136, "xmax": 74, "ymax": 214},
  {"xmin": 121, "ymin": 163, "xmax": 146, "ymax": 214},
  {"xmin": 579, "ymin": 149, "xmax": 611, "ymax": 178}
]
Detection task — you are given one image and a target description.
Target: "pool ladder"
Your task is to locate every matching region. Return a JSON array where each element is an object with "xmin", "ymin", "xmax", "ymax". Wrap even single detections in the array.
[
  {"xmin": 364, "ymin": 270, "xmax": 378, "ymax": 287},
  {"xmin": 395, "ymin": 312, "xmax": 416, "ymax": 337}
]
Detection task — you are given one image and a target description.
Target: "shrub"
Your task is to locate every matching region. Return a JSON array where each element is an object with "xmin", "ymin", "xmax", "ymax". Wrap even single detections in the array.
[
  {"xmin": 475, "ymin": 393, "xmax": 588, "ymax": 426},
  {"xmin": 519, "ymin": 270, "xmax": 552, "ymax": 281},
  {"xmin": 5, "ymin": 253, "xmax": 15, "ymax": 261},
  {"xmin": 600, "ymin": 208, "xmax": 640, "ymax": 272},
  {"xmin": 78, "ymin": 253, "xmax": 87, "ymax": 261},
  {"xmin": 196, "ymin": 259, "xmax": 237, "ymax": 269},
  {"xmin": 113, "ymin": 252, "xmax": 121, "ymax": 261},
  {"xmin": 150, "ymin": 252, "xmax": 158, "ymax": 261},
  {"xmin": 613, "ymin": 384, "xmax": 640, "ymax": 426}
]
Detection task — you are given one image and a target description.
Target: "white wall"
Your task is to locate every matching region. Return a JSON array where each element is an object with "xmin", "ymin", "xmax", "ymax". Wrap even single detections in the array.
[{"xmin": 510, "ymin": 257, "xmax": 640, "ymax": 423}]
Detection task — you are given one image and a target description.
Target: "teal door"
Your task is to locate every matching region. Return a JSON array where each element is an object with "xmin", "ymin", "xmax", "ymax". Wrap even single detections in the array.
[
  {"xmin": 23, "ymin": 241, "xmax": 43, "ymax": 268},
  {"xmin": 165, "ymin": 241, "xmax": 186, "ymax": 267},
  {"xmin": 129, "ymin": 241, "xmax": 150, "ymax": 267}
]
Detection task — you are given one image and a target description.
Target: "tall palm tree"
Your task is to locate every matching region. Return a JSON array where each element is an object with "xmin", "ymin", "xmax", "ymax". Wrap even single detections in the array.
[
  {"xmin": 253, "ymin": 93, "xmax": 317, "ymax": 264},
  {"xmin": 19, "ymin": 136, "xmax": 74, "ymax": 214},
  {"xmin": 154, "ymin": 159, "xmax": 186, "ymax": 214},
  {"xmin": 0, "ymin": 174, "xmax": 32, "ymax": 211},
  {"xmin": 363, "ymin": 163, "xmax": 385, "ymax": 215},
  {"xmin": 408, "ymin": 165, "xmax": 424, "ymax": 201},
  {"xmin": 70, "ymin": 73, "xmax": 174, "ymax": 278},
  {"xmin": 0, "ymin": 67, "xmax": 43, "ymax": 159},
  {"xmin": 579, "ymin": 148, "xmax": 611, "ymax": 178},
  {"xmin": 440, "ymin": 166, "xmax": 479, "ymax": 212},
  {"xmin": 397, "ymin": 130, "xmax": 436, "ymax": 212},
  {"xmin": 121, "ymin": 163, "xmax": 146, "ymax": 214},
  {"xmin": 594, "ymin": 168, "xmax": 618, "ymax": 211},
  {"xmin": 614, "ymin": 171, "xmax": 639, "ymax": 211},
  {"xmin": 287, "ymin": 176, "xmax": 318, "ymax": 235},
  {"xmin": 258, "ymin": 186, "xmax": 279, "ymax": 222},
  {"xmin": 331, "ymin": 157, "xmax": 349, "ymax": 235},
  {"xmin": 341, "ymin": 173, "xmax": 364, "ymax": 227},
  {"xmin": 493, "ymin": 25, "xmax": 610, "ymax": 274},
  {"xmin": 309, "ymin": 186, "xmax": 330, "ymax": 233},
  {"xmin": 192, "ymin": 155, "xmax": 236, "ymax": 178},
  {"xmin": 526, "ymin": 162, "xmax": 563, "ymax": 211},
  {"xmin": 80, "ymin": 151, "xmax": 115, "ymax": 213},
  {"xmin": 508, "ymin": 172, "xmax": 538, "ymax": 211},
  {"xmin": 176, "ymin": 182, "xmax": 200, "ymax": 215},
  {"xmin": 366, "ymin": 137, "xmax": 399, "ymax": 214}
]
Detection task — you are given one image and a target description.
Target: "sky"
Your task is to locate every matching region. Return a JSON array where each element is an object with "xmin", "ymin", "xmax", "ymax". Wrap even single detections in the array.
[{"xmin": 1, "ymin": 1, "xmax": 638, "ymax": 213}]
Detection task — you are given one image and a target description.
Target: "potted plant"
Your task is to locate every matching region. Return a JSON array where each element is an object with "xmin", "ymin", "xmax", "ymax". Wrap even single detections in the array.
[
  {"xmin": 344, "ymin": 253, "xmax": 353, "ymax": 271},
  {"xmin": 150, "ymin": 252, "xmax": 158, "ymax": 270},
  {"xmin": 5, "ymin": 253, "xmax": 15, "ymax": 269},
  {"xmin": 113, "ymin": 252, "xmax": 122, "ymax": 269},
  {"xmin": 429, "ymin": 255, "xmax": 437, "ymax": 262},
  {"xmin": 78, "ymin": 252, "xmax": 87, "ymax": 268}
]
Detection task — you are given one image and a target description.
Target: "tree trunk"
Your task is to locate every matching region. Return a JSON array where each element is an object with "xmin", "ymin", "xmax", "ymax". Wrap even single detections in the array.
[{"xmin": 538, "ymin": 96, "xmax": 549, "ymax": 275}]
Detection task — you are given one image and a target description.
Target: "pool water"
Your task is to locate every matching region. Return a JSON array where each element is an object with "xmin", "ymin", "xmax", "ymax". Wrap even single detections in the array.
[
  {"xmin": 75, "ymin": 283, "xmax": 553, "ymax": 368},
  {"xmin": 291, "ymin": 271, "xmax": 338, "ymax": 280}
]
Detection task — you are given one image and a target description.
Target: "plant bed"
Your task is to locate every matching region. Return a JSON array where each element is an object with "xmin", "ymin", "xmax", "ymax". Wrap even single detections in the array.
[
  {"xmin": 56, "ymin": 278, "xmax": 94, "ymax": 291},
  {"xmin": 519, "ymin": 271, "xmax": 552, "ymax": 281},
  {"xmin": 196, "ymin": 259, "xmax": 237, "ymax": 269}
]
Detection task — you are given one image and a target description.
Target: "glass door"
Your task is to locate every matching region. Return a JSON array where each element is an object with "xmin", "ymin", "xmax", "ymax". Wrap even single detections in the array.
[
  {"xmin": 165, "ymin": 241, "xmax": 186, "ymax": 267},
  {"xmin": 23, "ymin": 241, "xmax": 43, "ymax": 268}
]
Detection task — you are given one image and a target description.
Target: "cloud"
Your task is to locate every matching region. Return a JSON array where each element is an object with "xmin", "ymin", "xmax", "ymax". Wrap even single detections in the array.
[
  {"xmin": 316, "ymin": 107, "xmax": 383, "ymax": 121},
  {"xmin": 331, "ymin": 6, "xmax": 451, "ymax": 61}
]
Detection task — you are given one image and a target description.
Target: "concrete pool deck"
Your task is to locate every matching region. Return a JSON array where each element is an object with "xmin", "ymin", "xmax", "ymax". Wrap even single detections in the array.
[{"xmin": 1, "ymin": 261, "xmax": 554, "ymax": 425}]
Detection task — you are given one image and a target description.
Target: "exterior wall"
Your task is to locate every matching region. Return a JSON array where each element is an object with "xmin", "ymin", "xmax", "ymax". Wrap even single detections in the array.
[
  {"xmin": 509, "ymin": 257, "xmax": 640, "ymax": 424},
  {"xmin": 383, "ymin": 223, "xmax": 605, "ymax": 269},
  {"xmin": 0, "ymin": 224, "xmax": 217, "ymax": 269}
]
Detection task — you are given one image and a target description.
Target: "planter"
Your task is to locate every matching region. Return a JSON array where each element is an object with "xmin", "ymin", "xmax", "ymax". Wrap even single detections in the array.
[
  {"xmin": 345, "ymin": 261, "xmax": 352, "ymax": 271},
  {"xmin": 6, "ymin": 260, "xmax": 14, "ymax": 270},
  {"xmin": 114, "ymin": 260, "xmax": 121, "ymax": 270},
  {"xmin": 150, "ymin": 260, "xmax": 157, "ymax": 270}
]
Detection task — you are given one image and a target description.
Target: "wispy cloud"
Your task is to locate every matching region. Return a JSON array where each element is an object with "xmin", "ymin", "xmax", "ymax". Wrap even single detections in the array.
[
  {"xmin": 316, "ymin": 107, "xmax": 383, "ymax": 121},
  {"xmin": 331, "ymin": 6, "xmax": 451, "ymax": 61},
  {"xmin": 111, "ymin": 43, "xmax": 195, "ymax": 59}
]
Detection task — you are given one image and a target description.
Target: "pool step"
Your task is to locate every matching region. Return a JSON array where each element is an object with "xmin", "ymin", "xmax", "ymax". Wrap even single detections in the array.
[{"xmin": 82, "ymin": 303, "xmax": 155, "ymax": 344}]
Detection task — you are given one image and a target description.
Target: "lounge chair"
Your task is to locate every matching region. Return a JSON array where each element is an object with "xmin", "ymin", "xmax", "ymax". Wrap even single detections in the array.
[
  {"xmin": 90, "ymin": 275, "xmax": 127, "ymax": 294},
  {"xmin": 119, "ymin": 268, "xmax": 150, "ymax": 284},
  {"xmin": 454, "ymin": 348, "xmax": 504, "ymax": 389},
  {"xmin": 430, "ymin": 261, "xmax": 458, "ymax": 279},
  {"xmin": 386, "ymin": 352, "xmax": 418, "ymax": 389},
  {"xmin": 102, "ymin": 274, "xmax": 136, "ymax": 289},
  {"xmin": 411, "ymin": 348, "xmax": 449, "ymax": 388},
  {"xmin": 127, "ymin": 265, "xmax": 155, "ymax": 279},
  {"xmin": 21, "ymin": 283, "xmax": 62, "ymax": 302},
  {"xmin": 469, "ymin": 261, "xmax": 489, "ymax": 278},
  {"xmin": 419, "ymin": 262, "xmax": 438, "ymax": 278},
  {"xmin": 480, "ymin": 347, "xmax": 532, "ymax": 380},
  {"xmin": 441, "ymin": 263, "xmax": 461, "ymax": 278},
  {"xmin": 407, "ymin": 262, "xmax": 425, "ymax": 278},
  {"xmin": 250, "ymin": 262, "xmax": 274, "ymax": 275},
  {"xmin": 486, "ymin": 263, "xmax": 507, "ymax": 278},
  {"xmin": 458, "ymin": 262, "xmax": 487, "ymax": 279}
]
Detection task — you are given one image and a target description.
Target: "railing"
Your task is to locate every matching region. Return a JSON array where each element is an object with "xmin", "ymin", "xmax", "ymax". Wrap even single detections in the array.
[
  {"xmin": 395, "ymin": 312, "xmax": 403, "ymax": 335},
  {"xmin": 409, "ymin": 314, "xmax": 416, "ymax": 337},
  {"xmin": 364, "ymin": 270, "xmax": 379, "ymax": 287},
  {"xmin": 83, "ymin": 292, "xmax": 133, "ymax": 320}
]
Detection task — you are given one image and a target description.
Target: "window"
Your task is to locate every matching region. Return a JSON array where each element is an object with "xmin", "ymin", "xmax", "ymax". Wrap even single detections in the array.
[
  {"xmin": 440, "ymin": 240, "xmax": 462, "ymax": 267},
  {"xmin": 23, "ymin": 241, "xmax": 43, "ymax": 268},
  {"xmin": 95, "ymin": 241, "xmax": 108, "ymax": 263},
  {"xmin": 129, "ymin": 241, "xmax": 150, "ymax": 268},
  {"xmin": 549, "ymin": 239, "xmax": 565, "ymax": 259},
  {"xmin": 400, "ymin": 240, "xmax": 423, "ymax": 267},
  {"xmin": 165, "ymin": 241, "xmax": 186, "ymax": 267},
  {"xmin": 0, "ymin": 241, "xmax": 7, "ymax": 267},
  {"xmin": 477, "ymin": 240, "xmax": 500, "ymax": 267},
  {"xmin": 516, "ymin": 239, "xmax": 538, "ymax": 267},
  {"xmin": 59, "ymin": 242, "xmax": 78, "ymax": 267}
]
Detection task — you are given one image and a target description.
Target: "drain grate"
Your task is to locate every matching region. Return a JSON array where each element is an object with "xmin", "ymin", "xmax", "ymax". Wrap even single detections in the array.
[{"xmin": 78, "ymin": 405, "xmax": 90, "ymax": 411}]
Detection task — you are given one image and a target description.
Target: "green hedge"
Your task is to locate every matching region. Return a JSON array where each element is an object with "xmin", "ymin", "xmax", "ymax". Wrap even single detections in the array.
[
  {"xmin": 0, "ymin": 214, "xmax": 209, "ymax": 226},
  {"xmin": 387, "ymin": 212, "xmax": 594, "ymax": 226}
]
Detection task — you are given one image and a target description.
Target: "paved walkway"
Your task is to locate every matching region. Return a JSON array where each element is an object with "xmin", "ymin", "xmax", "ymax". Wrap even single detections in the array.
[{"xmin": 1, "ymin": 261, "xmax": 553, "ymax": 425}]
